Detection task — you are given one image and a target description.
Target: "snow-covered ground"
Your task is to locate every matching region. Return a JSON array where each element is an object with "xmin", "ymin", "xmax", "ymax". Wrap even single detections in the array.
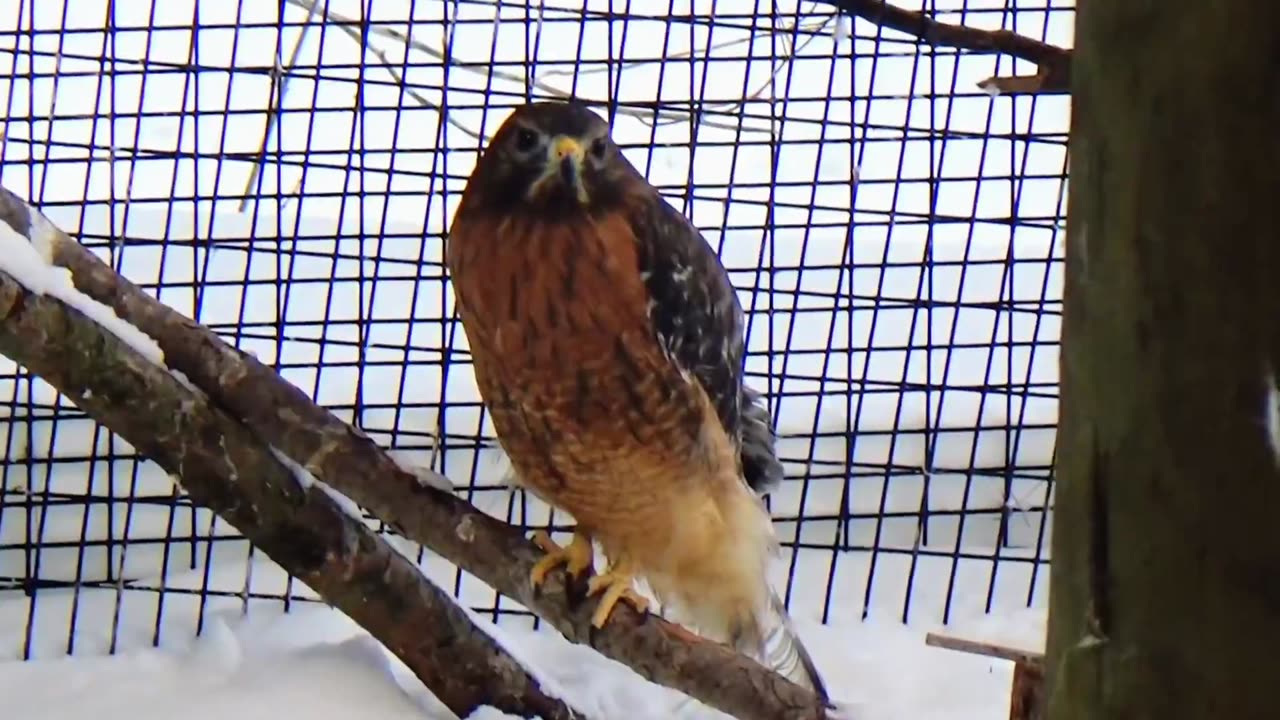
[
  {"xmin": 0, "ymin": 0, "xmax": 1071, "ymax": 717},
  {"xmin": 1, "ymin": 583, "xmax": 1049, "ymax": 720}
]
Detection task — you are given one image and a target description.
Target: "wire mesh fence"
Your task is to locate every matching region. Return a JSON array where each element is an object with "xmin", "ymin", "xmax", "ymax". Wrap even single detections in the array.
[{"xmin": 0, "ymin": 0, "xmax": 1070, "ymax": 661}]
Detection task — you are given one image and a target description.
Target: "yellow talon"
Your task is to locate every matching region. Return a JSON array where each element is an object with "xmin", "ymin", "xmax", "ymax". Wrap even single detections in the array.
[
  {"xmin": 529, "ymin": 530, "xmax": 595, "ymax": 587},
  {"xmin": 585, "ymin": 562, "xmax": 650, "ymax": 628}
]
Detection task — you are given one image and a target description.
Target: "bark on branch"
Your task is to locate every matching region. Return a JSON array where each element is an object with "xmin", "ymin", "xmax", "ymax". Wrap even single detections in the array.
[
  {"xmin": 0, "ymin": 229, "xmax": 582, "ymax": 719},
  {"xmin": 0, "ymin": 187, "xmax": 838, "ymax": 720},
  {"xmin": 815, "ymin": 0, "xmax": 1073, "ymax": 94}
]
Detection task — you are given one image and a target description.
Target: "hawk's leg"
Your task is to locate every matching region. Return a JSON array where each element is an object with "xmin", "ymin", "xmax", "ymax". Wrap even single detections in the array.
[
  {"xmin": 585, "ymin": 557, "xmax": 650, "ymax": 628},
  {"xmin": 529, "ymin": 530, "xmax": 595, "ymax": 587}
]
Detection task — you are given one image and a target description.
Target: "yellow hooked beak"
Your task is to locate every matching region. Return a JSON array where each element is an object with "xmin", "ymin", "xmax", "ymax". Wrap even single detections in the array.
[{"xmin": 548, "ymin": 135, "xmax": 588, "ymax": 203}]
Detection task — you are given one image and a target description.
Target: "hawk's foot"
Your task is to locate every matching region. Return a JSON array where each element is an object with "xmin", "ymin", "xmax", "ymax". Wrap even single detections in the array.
[
  {"xmin": 585, "ymin": 561, "xmax": 650, "ymax": 628},
  {"xmin": 529, "ymin": 530, "xmax": 595, "ymax": 588}
]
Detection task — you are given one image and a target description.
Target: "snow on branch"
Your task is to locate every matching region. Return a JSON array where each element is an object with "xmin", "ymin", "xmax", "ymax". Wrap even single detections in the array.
[
  {"xmin": 815, "ymin": 0, "xmax": 1073, "ymax": 94},
  {"xmin": 0, "ymin": 199, "xmax": 164, "ymax": 362},
  {"xmin": 0, "ymin": 185, "xmax": 838, "ymax": 720},
  {"xmin": 0, "ymin": 188, "xmax": 583, "ymax": 720}
]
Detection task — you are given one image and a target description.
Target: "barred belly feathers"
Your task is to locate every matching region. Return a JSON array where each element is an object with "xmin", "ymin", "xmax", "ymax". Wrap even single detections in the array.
[{"xmin": 445, "ymin": 100, "xmax": 832, "ymax": 706}]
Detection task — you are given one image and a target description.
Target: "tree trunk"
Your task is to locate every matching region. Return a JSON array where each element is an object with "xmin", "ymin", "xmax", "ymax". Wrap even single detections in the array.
[{"xmin": 1047, "ymin": 2, "xmax": 1280, "ymax": 719}]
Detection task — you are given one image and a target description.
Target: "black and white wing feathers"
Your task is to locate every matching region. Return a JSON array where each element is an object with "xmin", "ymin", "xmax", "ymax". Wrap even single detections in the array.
[{"xmin": 627, "ymin": 193, "xmax": 784, "ymax": 496}]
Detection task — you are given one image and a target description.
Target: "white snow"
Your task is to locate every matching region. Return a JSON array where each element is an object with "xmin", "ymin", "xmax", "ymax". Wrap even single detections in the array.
[
  {"xmin": 24, "ymin": 205, "xmax": 60, "ymax": 263},
  {"xmin": 267, "ymin": 446, "xmax": 366, "ymax": 521},
  {"xmin": 386, "ymin": 447, "xmax": 458, "ymax": 493},
  {"xmin": 0, "ymin": 207, "xmax": 166, "ymax": 365},
  {"xmin": 0, "ymin": 588, "xmax": 1041, "ymax": 720},
  {"xmin": 454, "ymin": 602, "xmax": 582, "ymax": 716},
  {"xmin": 0, "ymin": 535, "xmax": 1053, "ymax": 719},
  {"xmin": 266, "ymin": 444, "xmax": 456, "ymax": 522},
  {"xmin": 0, "ymin": 0, "xmax": 1072, "ymax": 717}
]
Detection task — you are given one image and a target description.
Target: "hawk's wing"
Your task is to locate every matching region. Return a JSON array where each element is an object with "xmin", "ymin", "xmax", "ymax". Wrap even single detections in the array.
[{"xmin": 626, "ymin": 191, "xmax": 784, "ymax": 495}]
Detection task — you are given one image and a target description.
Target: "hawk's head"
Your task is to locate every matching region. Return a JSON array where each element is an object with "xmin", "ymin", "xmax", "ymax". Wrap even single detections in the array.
[{"xmin": 466, "ymin": 101, "xmax": 635, "ymax": 214}]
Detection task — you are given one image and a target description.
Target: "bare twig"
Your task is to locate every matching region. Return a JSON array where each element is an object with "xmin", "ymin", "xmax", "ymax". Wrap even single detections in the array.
[
  {"xmin": 238, "ymin": 0, "xmax": 316, "ymax": 212},
  {"xmin": 816, "ymin": 0, "xmax": 1073, "ymax": 94},
  {"xmin": 533, "ymin": 14, "xmax": 838, "ymax": 129},
  {"xmin": 281, "ymin": 0, "xmax": 781, "ymax": 136},
  {"xmin": 0, "ymin": 188, "xmax": 839, "ymax": 720},
  {"xmin": 281, "ymin": 0, "xmax": 483, "ymax": 140},
  {"xmin": 0, "ymin": 201, "xmax": 583, "ymax": 720}
]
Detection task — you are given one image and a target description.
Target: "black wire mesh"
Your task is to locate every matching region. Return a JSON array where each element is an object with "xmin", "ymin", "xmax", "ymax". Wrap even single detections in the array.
[{"xmin": 0, "ymin": 0, "xmax": 1070, "ymax": 660}]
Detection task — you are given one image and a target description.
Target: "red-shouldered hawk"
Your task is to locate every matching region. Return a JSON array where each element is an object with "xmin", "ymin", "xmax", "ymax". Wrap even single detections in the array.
[{"xmin": 446, "ymin": 100, "xmax": 830, "ymax": 702}]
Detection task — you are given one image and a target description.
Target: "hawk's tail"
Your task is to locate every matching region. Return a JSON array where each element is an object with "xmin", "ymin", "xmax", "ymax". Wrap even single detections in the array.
[
  {"xmin": 663, "ymin": 586, "xmax": 837, "ymax": 717},
  {"xmin": 759, "ymin": 587, "xmax": 831, "ymax": 704},
  {"xmin": 647, "ymin": 476, "xmax": 837, "ymax": 714},
  {"xmin": 740, "ymin": 385, "xmax": 784, "ymax": 496}
]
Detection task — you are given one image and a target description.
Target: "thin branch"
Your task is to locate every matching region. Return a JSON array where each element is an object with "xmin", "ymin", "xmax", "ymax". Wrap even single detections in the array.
[
  {"xmin": 815, "ymin": 0, "xmax": 1073, "ymax": 94},
  {"xmin": 280, "ymin": 0, "xmax": 483, "ymax": 141},
  {"xmin": 533, "ymin": 14, "xmax": 838, "ymax": 129},
  {"xmin": 238, "ymin": 0, "xmax": 317, "ymax": 212},
  {"xmin": 0, "ymin": 206, "xmax": 583, "ymax": 720},
  {"xmin": 0, "ymin": 189, "xmax": 839, "ymax": 720},
  {"xmin": 281, "ymin": 0, "xmax": 781, "ymax": 136}
]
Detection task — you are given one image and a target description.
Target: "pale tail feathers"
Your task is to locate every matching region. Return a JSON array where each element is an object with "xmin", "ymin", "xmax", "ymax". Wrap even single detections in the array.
[
  {"xmin": 647, "ymin": 479, "xmax": 842, "ymax": 716},
  {"xmin": 664, "ymin": 590, "xmax": 843, "ymax": 718},
  {"xmin": 761, "ymin": 587, "xmax": 831, "ymax": 704}
]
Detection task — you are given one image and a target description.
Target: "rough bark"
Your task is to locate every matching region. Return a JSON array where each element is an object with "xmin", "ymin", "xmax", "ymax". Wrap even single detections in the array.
[
  {"xmin": 0, "ymin": 186, "xmax": 836, "ymax": 720},
  {"xmin": 0, "ymin": 263, "xmax": 583, "ymax": 719},
  {"xmin": 1047, "ymin": 2, "xmax": 1280, "ymax": 719}
]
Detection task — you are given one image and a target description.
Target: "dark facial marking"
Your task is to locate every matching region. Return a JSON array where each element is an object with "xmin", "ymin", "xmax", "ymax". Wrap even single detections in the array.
[
  {"xmin": 589, "ymin": 136, "xmax": 608, "ymax": 161},
  {"xmin": 514, "ymin": 127, "xmax": 539, "ymax": 153}
]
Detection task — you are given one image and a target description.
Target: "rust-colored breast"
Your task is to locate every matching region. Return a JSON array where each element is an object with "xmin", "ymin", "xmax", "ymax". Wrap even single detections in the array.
[{"xmin": 447, "ymin": 206, "xmax": 707, "ymax": 529}]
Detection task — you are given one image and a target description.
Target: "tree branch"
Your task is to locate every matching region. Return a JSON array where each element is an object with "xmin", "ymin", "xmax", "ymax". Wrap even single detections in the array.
[
  {"xmin": 0, "ymin": 188, "xmax": 838, "ymax": 720},
  {"xmin": 815, "ymin": 0, "xmax": 1073, "ymax": 94},
  {"xmin": 0, "ymin": 224, "xmax": 582, "ymax": 719}
]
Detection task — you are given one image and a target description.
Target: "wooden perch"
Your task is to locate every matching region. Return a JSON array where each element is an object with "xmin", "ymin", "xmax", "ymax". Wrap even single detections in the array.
[
  {"xmin": 0, "ymin": 187, "xmax": 837, "ymax": 720},
  {"xmin": 0, "ymin": 232, "xmax": 582, "ymax": 719},
  {"xmin": 816, "ymin": 0, "xmax": 1073, "ymax": 94}
]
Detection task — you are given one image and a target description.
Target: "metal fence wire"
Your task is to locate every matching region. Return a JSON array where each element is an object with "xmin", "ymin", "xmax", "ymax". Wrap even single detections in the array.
[{"xmin": 0, "ymin": 0, "xmax": 1069, "ymax": 660}]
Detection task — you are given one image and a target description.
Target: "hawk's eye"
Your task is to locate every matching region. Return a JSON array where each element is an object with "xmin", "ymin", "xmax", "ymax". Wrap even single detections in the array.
[
  {"xmin": 513, "ymin": 128, "xmax": 539, "ymax": 153},
  {"xmin": 588, "ymin": 137, "xmax": 608, "ymax": 160}
]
